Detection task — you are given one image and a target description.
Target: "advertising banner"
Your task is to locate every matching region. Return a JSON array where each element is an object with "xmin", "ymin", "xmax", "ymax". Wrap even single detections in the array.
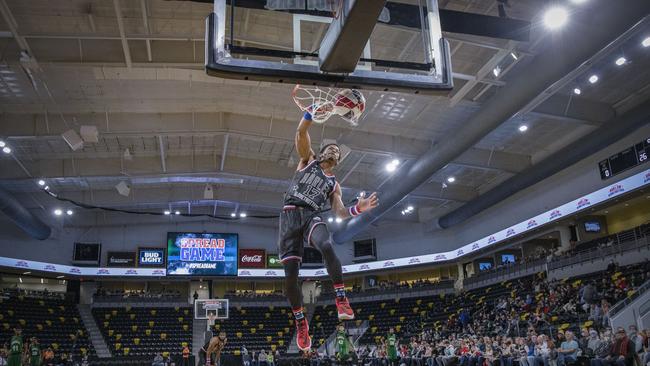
[
  {"xmin": 238, "ymin": 249, "xmax": 266, "ymax": 268},
  {"xmin": 167, "ymin": 232, "xmax": 238, "ymax": 276}
]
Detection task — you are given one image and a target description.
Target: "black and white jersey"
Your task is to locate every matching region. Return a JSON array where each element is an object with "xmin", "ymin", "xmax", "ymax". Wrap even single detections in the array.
[{"xmin": 284, "ymin": 160, "xmax": 338, "ymax": 211}]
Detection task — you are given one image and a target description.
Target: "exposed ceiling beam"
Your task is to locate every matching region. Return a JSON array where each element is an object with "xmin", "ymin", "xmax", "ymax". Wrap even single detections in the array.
[
  {"xmin": 0, "ymin": 151, "xmax": 476, "ymax": 203},
  {"xmin": 449, "ymin": 40, "xmax": 518, "ymax": 107},
  {"xmin": 0, "ymin": 0, "xmax": 33, "ymax": 56},
  {"xmin": 112, "ymin": 0, "xmax": 132, "ymax": 69},
  {"xmin": 140, "ymin": 0, "xmax": 153, "ymax": 62},
  {"xmin": 1, "ymin": 112, "xmax": 530, "ymax": 174},
  {"xmin": 157, "ymin": 135, "xmax": 167, "ymax": 172},
  {"xmin": 220, "ymin": 133, "xmax": 229, "ymax": 171}
]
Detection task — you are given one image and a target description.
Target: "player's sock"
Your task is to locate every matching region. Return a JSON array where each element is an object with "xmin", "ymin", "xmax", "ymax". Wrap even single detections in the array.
[
  {"xmin": 334, "ymin": 283, "xmax": 346, "ymax": 299},
  {"xmin": 292, "ymin": 306, "xmax": 305, "ymax": 320}
]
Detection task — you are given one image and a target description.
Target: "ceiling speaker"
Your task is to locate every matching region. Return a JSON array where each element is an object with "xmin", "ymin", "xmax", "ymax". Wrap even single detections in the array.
[
  {"xmin": 115, "ymin": 181, "xmax": 131, "ymax": 197},
  {"xmin": 204, "ymin": 185, "xmax": 214, "ymax": 199},
  {"xmin": 80, "ymin": 125, "xmax": 99, "ymax": 143},
  {"xmin": 61, "ymin": 129, "xmax": 84, "ymax": 151}
]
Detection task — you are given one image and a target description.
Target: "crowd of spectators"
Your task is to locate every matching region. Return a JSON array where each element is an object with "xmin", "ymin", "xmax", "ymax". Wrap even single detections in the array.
[
  {"xmin": 93, "ymin": 288, "xmax": 183, "ymax": 300},
  {"xmin": 302, "ymin": 261, "xmax": 650, "ymax": 366},
  {"xmin": 225, "ymin": 290, "xmax": 285, "ymax": 300}
]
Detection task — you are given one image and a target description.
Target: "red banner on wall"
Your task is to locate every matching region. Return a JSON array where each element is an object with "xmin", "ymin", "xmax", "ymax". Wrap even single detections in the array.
[{"xmin": 238, "ymin": 249, "xmax": 266, "ymax": 268}]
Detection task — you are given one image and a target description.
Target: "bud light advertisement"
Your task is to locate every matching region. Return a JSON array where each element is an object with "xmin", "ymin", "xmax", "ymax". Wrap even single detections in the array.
[{"xmin": 167, "ymin": 232, "xmax": 238, "ymax": 276}]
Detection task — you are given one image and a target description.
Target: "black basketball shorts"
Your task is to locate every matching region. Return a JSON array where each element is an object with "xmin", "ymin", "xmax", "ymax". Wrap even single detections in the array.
[{"xmin": 278, "ymin": 205, "xmax": 326, "ymax": 263}]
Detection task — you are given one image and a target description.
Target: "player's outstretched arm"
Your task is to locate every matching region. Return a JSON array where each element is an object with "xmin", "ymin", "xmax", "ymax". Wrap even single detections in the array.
[
  {"xmin": 330, "ymin": 185, "xmax": 378, "ymax": 219},
  {"xmin": 295, "ymin": 112, "xmax": 315, "ymax": 169}
]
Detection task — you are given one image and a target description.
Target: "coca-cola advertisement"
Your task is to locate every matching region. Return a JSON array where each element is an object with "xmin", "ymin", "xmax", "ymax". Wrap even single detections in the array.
[{"xmin": 238, "ymin": 249, "xmax": 266, "ymax": 269}]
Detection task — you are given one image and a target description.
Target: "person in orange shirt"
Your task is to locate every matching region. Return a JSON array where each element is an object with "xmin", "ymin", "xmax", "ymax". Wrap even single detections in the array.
[{"xmin": 182, "ymin": 346, "xmax": 190, "ymax": 366}]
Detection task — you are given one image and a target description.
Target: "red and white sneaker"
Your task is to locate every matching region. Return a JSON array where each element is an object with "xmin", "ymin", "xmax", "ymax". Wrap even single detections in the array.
[
  {"xmin": 336, "ymin": 297, "xmax": 355, "ymax": 320},
  {"xmin": 295, "ymin": 318, "xmax": 312, "ymax": 352}
]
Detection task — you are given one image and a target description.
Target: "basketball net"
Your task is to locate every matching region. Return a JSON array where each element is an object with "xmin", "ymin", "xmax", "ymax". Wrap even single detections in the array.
[{"xmin": 292, "ymin": 84, "xmax": 363, "ymax": 126}]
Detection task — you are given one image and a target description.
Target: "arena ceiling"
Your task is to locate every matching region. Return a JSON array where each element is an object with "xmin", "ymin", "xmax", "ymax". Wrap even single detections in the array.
[{"xmin": 0, "ymin": 0, "xmax": 648, "ymax": 229}]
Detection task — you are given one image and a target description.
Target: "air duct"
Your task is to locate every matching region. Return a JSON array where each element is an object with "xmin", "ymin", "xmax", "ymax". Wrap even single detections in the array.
[
  {"xmin": 0, "ymin": 186, "xmax": 51, "ymax": 240},
  {"xmin": 333, "ymin": 0, "xmax": 650, "ymax": 243},
  {"xmin": 438, "ymin": 101, "xmax": 650, "ymax": 229}
]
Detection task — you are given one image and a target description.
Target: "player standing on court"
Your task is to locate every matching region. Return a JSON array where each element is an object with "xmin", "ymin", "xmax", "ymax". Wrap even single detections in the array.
[
  {"xmin": 29, "ymin": 337, "xmax": 41, "ymax": 366},
  {"xmin": 385, "ymin": 327, "xmax": 399, "ymax": 366},
  {"xmin": 8, "ymin": 327, "xmax": 23, "ymax": 366},
  {"xmin": 279, "ymin": 104, "xmax": 379, "ymax": 352}
]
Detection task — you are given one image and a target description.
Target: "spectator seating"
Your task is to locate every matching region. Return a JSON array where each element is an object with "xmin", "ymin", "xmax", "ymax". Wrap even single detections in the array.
[
  {"xmin": 92, "ymin": 306, "xmax": 192, "ymax": 359},
  {"xmin": 216, "ymin": 305, "xmax": 295, "ymax": 354},
  {"xmin": 0, "ymin": 289, "xmax": 95, "ymax": 359}
]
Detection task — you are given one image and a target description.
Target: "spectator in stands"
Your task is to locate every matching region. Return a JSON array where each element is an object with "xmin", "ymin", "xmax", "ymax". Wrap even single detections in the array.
[
  {"xmin": 557, "ymin": 331, "xmax": 579, "ymax": 366},
  {"xmin": 266, "ymin": 350, "xmax": 274, "ymax": 366},
  {"xmin": 605, "ymin": 328, "xmax": 635, "ymax": 366},
  {"xmin": 0, "ymin": 348, "xmax": 6, "ymax": 366},
  {"xmin": 641, "ymin": 329, "xmax": 650, "ymax": 366},
  {"xmin": 193, "ymin": 291, "xmax": 199, "ymax": 301},
  {"xmin": 258, "ymin": 349, "xmax": 267, "ymax": 366},
  {"xmin": 242, "ymin": 349, "xmax": 252, "ymax": 366},
  {"xmin": 627, "ymin": 325, "xmax": 643, "ymax": 356},
  {"xmin": 181, "ymin": 345, "xmax": 190, "ymax": 366},
  {"xmin": 585, "ymin": 329, "xmax": 602, "ymax": 358},
  {"xmin": 43, "ymin": 347, "xmax": 54, "ymax": 366},
  {"xmin": 152, "ymin": 352, "xmax": 165, "ymax": 366}
]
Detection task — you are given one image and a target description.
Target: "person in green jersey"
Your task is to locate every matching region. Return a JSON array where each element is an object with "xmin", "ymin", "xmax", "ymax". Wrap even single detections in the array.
[
  {"xmin": 336, "ymin": 324, "xmax": 353, "ymax": 364},
  {"xmin": 385, "ymin": 327, "xmax": 399, "ymax": 366},
  {"xmin": 8, "ymin": 327, "xmax": 23, "ymax": 366},
  {"xmin": 29, "ymin": 338, "xmax": 41, "ymax": 366}
]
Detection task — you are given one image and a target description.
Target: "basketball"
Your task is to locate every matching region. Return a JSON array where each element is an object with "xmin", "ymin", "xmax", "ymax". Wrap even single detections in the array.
[{"xmin": 332, "ymin": 89, "xmax": 366, "ymax": 123}]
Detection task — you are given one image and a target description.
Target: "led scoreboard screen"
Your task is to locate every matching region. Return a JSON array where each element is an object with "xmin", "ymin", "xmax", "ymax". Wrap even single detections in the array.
[
  {"xmin": 599, "ymin": 137, "xmax": 650, "ymax": 180},
  {"xmin": 167, "ymin": 232, "xmax": 238, "ymax": 276}
]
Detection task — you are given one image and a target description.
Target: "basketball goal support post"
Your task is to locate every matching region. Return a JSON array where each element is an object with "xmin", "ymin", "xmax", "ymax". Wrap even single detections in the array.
[{"xmin": 205, "ymin": 0, "xmax": 453, "ymax": 94}]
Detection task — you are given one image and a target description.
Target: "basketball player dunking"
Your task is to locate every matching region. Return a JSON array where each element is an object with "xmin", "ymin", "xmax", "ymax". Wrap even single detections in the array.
[{"xmin": 280, "ymin": 108, "xmax": 379, "ymax": 351}]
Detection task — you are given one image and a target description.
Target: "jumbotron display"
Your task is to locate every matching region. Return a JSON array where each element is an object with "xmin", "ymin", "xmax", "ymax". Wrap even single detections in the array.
[{"xmin": 166, "ymin": 232, "xmax": 238, "ymax": 276}]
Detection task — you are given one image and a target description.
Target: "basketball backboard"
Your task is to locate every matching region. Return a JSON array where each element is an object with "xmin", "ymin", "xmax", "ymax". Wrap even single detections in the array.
[
  {"xmin": 195, "ymin": 299, "xmax": 229, "ymax": 320},
  {"xmin": 205, "ymin": 0, "xmax": 453, "ymax": 94}
]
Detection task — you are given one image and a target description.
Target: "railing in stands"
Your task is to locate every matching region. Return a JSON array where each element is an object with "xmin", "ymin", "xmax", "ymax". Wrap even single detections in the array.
[
  {"xmin": 463, "ymin": 228, "xmax": 650, "ymax": 287},
  {"xmin": 609, "ymin": 278, "xmax": 650, "ymax": 317}
]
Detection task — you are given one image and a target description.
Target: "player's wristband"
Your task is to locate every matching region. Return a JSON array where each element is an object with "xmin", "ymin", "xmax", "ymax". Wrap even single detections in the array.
[
  {"xmin": 303, "ymin": 111, "xmax": 313, "ymax": 121},
  {"xmin": 348, "ymin": 204, "xmax": 362, "ymax": 217}
]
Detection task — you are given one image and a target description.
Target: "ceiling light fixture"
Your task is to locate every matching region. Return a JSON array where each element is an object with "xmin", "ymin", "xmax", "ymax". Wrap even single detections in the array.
[
  {"xmin": 615, "ymin": 57, "xmax": 626, "ymax": 66},
  {"xmin": 0, "ymin": 140, "xmax": 5, "ymax": 147},
  {"xmin": 492, "ymin": 65, "xmax": 501, "ymax": 77},
  {"xmin": 385, "ymin": 159, "xmax": 400, "ymax": 172},
  {"xmin": 573, "ymin": 87, "xmax": 581, "ymax": 95},
  {"xmin": 54, "ymin": 209, "xmax": 63, "ymax": 216},
  {"xmin": 164, "ymin": 210, "xmax": 171, "ymax": 215},
  {"xmin": 543, "ymin": 7, "xmax": 568, "ymax": 30},
  {"xmin": 327, "ymin": 217, "xmax": 334, "ymax": 223},
  {"xmin": 518, "ymin": 125, "xmax": 528, "ymax": 132},
  {"xmin": 230, "ymin": 212, "xmax": 236, "ymax": 217},
  {"xmin": 588, "ymin": 75, "xmax": 599, "ymax": 84},
  {"xmin": 66, "ymin": 210, "xmax": 73, "ymax": 216},
  {"xmin": 2, "ymin": 146, "xmax": 11, "ymax": 154},
  {"xmin": 447, "ymin": 177, "xmax": 456, "ymax": 183},
  {"xmin": 239, "ymin": 212, "xmax": 247, "ymax": 218},
  {"xmin": 335, "ymin": 217, "xmax": 342, "ymax": 223},
  {"xmin": 38, "ymin": 179, "xmax": 45, "ymax": 186},
  {"xmin": 510, "ymin": 52, "xmax": 518, "ymax": 60},
  {"xmin": 175, "ymin": 211, "xmax": 181, "ymax": 215},
  {"xmin": 642, "ymin": 37, "xmax": 650, "ymax": 48}
]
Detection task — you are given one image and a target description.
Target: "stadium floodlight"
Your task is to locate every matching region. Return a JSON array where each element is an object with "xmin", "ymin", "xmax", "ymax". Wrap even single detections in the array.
[
  {"xmin": 642, "ymin": 37, "xmax": 650, "ymax": 47},
  {"xmin": 543, "ymin": 7, "xmax": 568, "ymax": 30}
]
